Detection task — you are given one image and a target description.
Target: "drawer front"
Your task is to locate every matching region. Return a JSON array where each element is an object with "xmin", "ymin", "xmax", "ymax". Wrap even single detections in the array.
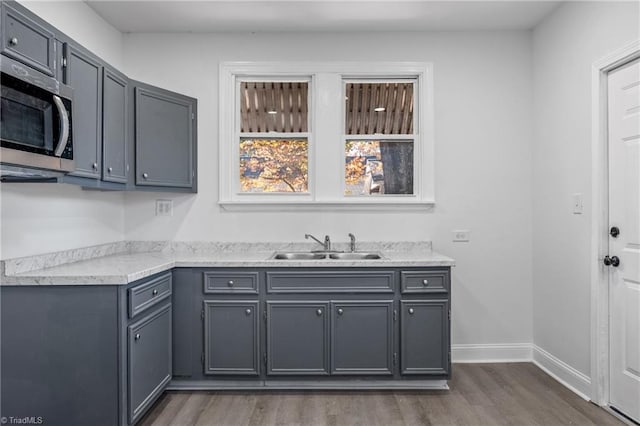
[
  {"xmin": 1, "ymin": 3, "xmax": 55, "ymax": 76},
  {"xmin": 401, "ymin": 270, "xmax": 449, "ymax": 294},
  {"xmin": 129, "ymin": 273, "xmax": 172, "ymax": 318},
  {"xmin": 128, "ymin": 303, "xmax": 172, "ymax": 424},
  {"xmin": 266, "ymin": 271, "xmax": 395, "ymax": 294},
  {"xmin": 203, "ymin": 271, "xmax": 258, "ymax": 294}
]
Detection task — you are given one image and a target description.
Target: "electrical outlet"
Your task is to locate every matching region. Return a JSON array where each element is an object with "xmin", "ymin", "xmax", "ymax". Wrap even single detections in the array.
[
  {"xmin": 572, "ymin": 193, "xmax": 583, "ymax": 214},
  {"xmin": 155, "ymin": 199, "xmax": 173, "ymax": 216},
  {"xmin": 452, "ymin": 230, "xmax": 470, "ymax": 242}
]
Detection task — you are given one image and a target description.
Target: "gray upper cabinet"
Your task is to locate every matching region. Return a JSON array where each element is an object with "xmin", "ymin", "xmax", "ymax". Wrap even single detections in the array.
[
  {"xmin": 102, "ymin": 66, "xmax": 129, "ymax": 183},
  {"xmin": 128, "ymin": 303, "xmax": 172, "ymax": 425},
  {"xmin": 400, "ymin": 300, "xmax": 449, "ymax": 376},
  {"xmin": 204, "ymin": 300, "xmax": 260, "ymax": 375},
  {"xmin": 63, "ymin": 42, "xmax": 102, "ymax": 179},
  {"xmin": 331, "ymin": 301, "xmax": 394, "ymax": 375},
  {"xmin": 267, "ymin": 302, "xmax": 330, "ymax": 375},
  {"xmin": 134, "ymin": 83, "xmax": 197, "ymax": 190},
  {"xmin": 1, "ymin": 2, "xmax": 56, "ymax": 76}
]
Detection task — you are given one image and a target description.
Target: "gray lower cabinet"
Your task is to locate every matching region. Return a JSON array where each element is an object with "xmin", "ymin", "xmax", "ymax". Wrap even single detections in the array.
[
  {"xmin": 331, "ymin": 301, "xmax": 394, "ymax": 375},
  {"xmin": 204, "ymin": 300, "xmax": 260, "ymax": 375},
  {"xmin": 63, "ymin": 42, "xmax": 103, "ymax": 179},
  {"xmin": 0, "ymin": 272, "xmax": 173, "ymax": 426},
  {"xmin": 400, "ymin": 300, "xmax": 450, "ymax": 376},
  {"xmin": 266, "ymin": 302, "xmax": 330, "ymax": 375},
  {"xmin": 1, "ymin": 1, "xmax": 56, "ymax": 76},
  {"xmin": 134, "ymin": 82, "xmax": 197, "ymax": 190},
  {"xmin": 102, "ymin": 65, "xmax": 129, "ymax": 183},
  {"xmin": 128, "ymin": 303, "xmax": 172, "ymax": 425}
]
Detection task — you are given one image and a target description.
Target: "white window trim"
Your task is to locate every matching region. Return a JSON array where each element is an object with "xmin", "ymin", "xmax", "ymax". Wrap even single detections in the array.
[{"xmin": 219, "ymin": 61, "xmax": 435, "ymax": 211}]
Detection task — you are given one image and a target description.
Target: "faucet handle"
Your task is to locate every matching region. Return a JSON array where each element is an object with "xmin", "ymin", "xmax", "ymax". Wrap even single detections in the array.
[{"xmin": 348, "ymin": 233, "xmax": 356, "ymax": 252}]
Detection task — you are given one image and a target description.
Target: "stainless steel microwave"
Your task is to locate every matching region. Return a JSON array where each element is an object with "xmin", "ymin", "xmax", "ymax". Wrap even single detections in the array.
[{"xmin": 0, "ymin": 56, "xmax": 73, "ymax": 178}]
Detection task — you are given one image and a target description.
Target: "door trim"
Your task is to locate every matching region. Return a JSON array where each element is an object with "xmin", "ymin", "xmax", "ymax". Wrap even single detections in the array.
[{"xmin": 590, "ymin": 39, "xmax": 640, "ymax": 406}]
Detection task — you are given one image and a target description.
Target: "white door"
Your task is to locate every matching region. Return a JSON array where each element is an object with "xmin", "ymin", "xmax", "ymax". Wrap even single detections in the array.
[{"xmin": 608, "ymin": 57, "xmax": 640, "ymax": 423}]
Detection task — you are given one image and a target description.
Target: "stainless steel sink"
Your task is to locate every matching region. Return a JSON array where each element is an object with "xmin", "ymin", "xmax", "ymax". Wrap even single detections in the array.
[
  {"xmin": 328, "ymin": 252, "xmax": 383, "ymax": 260},
  {"xmin": 271, "ymin": 252, "xmax": 327, "ymax": 260}
]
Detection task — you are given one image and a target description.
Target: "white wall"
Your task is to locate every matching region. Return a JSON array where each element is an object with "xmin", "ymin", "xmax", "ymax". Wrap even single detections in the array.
[
  {"xmin": 532, "ymin": 1, "xmax": 639, "ymax": 377},
  {"xmin": 122, "ymin": 31, "xmax": 534, "ymax": 347},
  {"xmin": 0, "ymin": 1, "xmax": 126, "ymax": 259}
]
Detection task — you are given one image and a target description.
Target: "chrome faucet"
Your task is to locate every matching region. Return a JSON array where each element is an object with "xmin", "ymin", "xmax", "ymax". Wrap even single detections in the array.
[
  {"xmin": 348, "ymin": 233, "xmax": 356, "ymax": 252},
  {"xmin": 305, "ymin": 233, "xmax": 331, "ymax": 251}
]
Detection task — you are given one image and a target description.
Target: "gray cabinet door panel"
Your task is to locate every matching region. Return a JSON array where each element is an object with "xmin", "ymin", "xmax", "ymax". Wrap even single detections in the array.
[
  {"xmin": 331, "ymin": 301, "xmax": 394, "ymax": 375},
  {"xmin": 1, "ymin": 286, "xmax": 118, "ymax": 426},
  {"xmin": 266, "ymin": 271, "xmax": 395, "ymax": 293},
  {"xmin": 204, "ymin": 300, "xmax": 260, "ymax": 375},
  {"xmin": 135, "ymin": 86, "xmax": 194, "ymax": 188},
  {"xmin": 128, "ymin": 303, "xmax": 172, "ymax": 424},
  {"xmin": 267, "ymin": 302, "xmax": 330, "ymax": 375},
  {"xmin": 400, "ymin": 300, "xmax": 449, "ymax": 376},
  {"xmin": 102, "ymin": 66, "xmax": 128, "ymax": 183},
  {"xmin": 64, "ymin": 43, "xmax": 102, "ymax": 178},
  {"xmin": 1, "ymin": 3, "xmax": 55, "ymax": 76}
]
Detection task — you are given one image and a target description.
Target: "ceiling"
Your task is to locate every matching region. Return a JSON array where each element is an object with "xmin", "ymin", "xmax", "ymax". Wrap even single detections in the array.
[{"xmin": 85, "ymin": 1, "xmax": 562, "ymax": 33}]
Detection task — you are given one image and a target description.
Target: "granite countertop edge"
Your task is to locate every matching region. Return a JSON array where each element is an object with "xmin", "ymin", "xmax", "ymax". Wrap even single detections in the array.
[{"xmin": 1, "ymin": 242, "xmax": 455, "ymax": 286}]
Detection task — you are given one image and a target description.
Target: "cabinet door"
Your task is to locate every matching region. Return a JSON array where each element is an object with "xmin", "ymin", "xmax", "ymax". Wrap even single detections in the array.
[
  {"xmin": 134, "ymin": 84, "xmax": 196, "ymax": 189},
  {"xmin": 64, "ymin": 43, "xmax": 102, "ymax": 178},
  {"xmin": 102, "ymin": 66, "xmax": 128, "ymax": 183},
  {"xmin": 128, "ymin": 303, "xmax": 172, "ymax": 425},
  {"xmin": 331, "ymin": 301, "xmax": 394, "ymax": 375},
  {"xmin": 1, "ymin": 2, "xmax": 55, "ymax": 76},
  {"xmin": 203, "ymin": 300, "xmax": 259, "ymax": 375},
  {"xmin": 400, "ymin": 300, "xmax": 449, "ymax": 376},
  {"xmin": 267, "ymin": 302, "xmax": 329, "ymax": 375}
]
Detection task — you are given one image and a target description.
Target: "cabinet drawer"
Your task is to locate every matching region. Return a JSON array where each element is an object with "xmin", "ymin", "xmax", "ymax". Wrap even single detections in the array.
[
  {"xmin": 128, "ymin": 303, "xmax": 172, "ymax": 424},
  {"xmin": 129, "ymin": 273, "xmax": 172, "ymax": 318},
  {"xmin": 401, "ymin": 270, "xmax": 449, "ymax": 294},
  {"xmin": 1, "ymin": 3, "xmax": 56, "ymax": 76},
  {"xmin": 266, "ymin": 271, "xmax": 395, "ymax": 294},
  {"xmin": 203, "ymin": 271, "xmax": 258, "ymax": 294}
]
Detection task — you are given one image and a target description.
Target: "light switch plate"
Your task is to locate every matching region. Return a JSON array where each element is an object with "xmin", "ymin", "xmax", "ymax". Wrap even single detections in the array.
[
  {"xmin": 452, "ymin": 230, "xmax": 470, "ymax": 242},
  {"xmin": 155, "ymin": 199, "xmax": 173, "ymax": 216}
]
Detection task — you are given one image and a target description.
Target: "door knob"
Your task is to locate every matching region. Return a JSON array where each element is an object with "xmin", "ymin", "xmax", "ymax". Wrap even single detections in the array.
[
  {"xmin": 142, "ymin": 173, "xmax": 149, "ymax": 179},
  {"xmin": 9, "ymin": 37, "xmax": 18, "ymax": 46},
  {"xmin": 337, "ymin": 308, "xmax": 344, "ymax": 315},
  {"xmin": 316, "ymin": 309, "xmax": 323, "ymax": 316},
  {"xmin": 604, "ymin": 255, "xmax": 620, "ymax": 267},
  {"xmin": 610, "ymin": 227, "xmax": 620, "ymax": 238},
  {"xmin": 245, "ymin": 309, "xmax": 251, "ymax": 315},
  {"xmin": 408, "ymin": 308, "xmax": 415, "ymax": 315}
]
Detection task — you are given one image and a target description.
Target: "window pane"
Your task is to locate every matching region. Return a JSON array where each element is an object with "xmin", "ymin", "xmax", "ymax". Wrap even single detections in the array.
[
  {"xmin": 345, "ymin": 140, "xmax": 413, "ymax": 195},
  {"xmin": 240, "ymin": 82, "xmax": 308, "ymax": 133},
  {"xmin": 240, "ymin": 138, "xmax": 308, "ymax": 193},
  {"xmin": 345, "ymin": 82, "xmax": 413, "ymax": 135}
]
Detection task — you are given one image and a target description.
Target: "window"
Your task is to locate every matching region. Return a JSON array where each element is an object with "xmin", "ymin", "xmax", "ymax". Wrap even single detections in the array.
[
  {"xmin": 219, "ymin": 62, "xmax": 434, "ymax": 210},
  {"xmin": 344, "ymin": 81, "xmax": 416, "ymax": 196},
  {"xmin": 238, "ymin": 80, "xmax": 309, "ymax": 193}
]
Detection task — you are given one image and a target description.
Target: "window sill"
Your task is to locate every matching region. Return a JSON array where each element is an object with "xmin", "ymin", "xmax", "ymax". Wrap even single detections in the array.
[{"xmin": 219, "ymin": 200, "xmax": 435, "ymax": 212}]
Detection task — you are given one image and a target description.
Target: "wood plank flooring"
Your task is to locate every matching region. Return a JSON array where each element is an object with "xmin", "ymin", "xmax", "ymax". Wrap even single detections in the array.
[{"xmin": 139, "ymin": 363, "xmax": 624, "ymax": 426}]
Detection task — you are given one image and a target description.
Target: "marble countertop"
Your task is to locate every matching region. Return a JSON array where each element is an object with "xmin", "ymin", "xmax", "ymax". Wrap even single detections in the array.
[{"xmin": 0, "ymin": 241, "xmax": 455, "ymax": 286}]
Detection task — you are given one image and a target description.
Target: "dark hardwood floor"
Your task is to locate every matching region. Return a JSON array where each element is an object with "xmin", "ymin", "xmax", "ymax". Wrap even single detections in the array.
[{"xmin": 139, "ymin": 363, "xmax": 624, "ymax": 426}]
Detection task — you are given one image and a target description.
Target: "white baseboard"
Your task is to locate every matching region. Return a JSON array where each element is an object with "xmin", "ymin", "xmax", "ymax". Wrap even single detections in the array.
[
  {"xmin": 532, "ymin": 345, "xmax": 592, "ymax": 400},
  {"xmin": 452, "ymin": 343, "xmax": 532, "ymax": 363}
]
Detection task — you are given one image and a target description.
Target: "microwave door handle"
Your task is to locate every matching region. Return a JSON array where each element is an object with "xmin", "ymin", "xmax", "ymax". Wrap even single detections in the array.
[{"xmin": 52, "ymin": 95, "xmax": 70, "ymax": 157}]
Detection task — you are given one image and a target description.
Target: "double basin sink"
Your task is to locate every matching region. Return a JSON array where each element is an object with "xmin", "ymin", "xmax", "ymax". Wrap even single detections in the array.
[{"xmin": 271, "ymin": 252, "xmax": 383, "ymax": 260}]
